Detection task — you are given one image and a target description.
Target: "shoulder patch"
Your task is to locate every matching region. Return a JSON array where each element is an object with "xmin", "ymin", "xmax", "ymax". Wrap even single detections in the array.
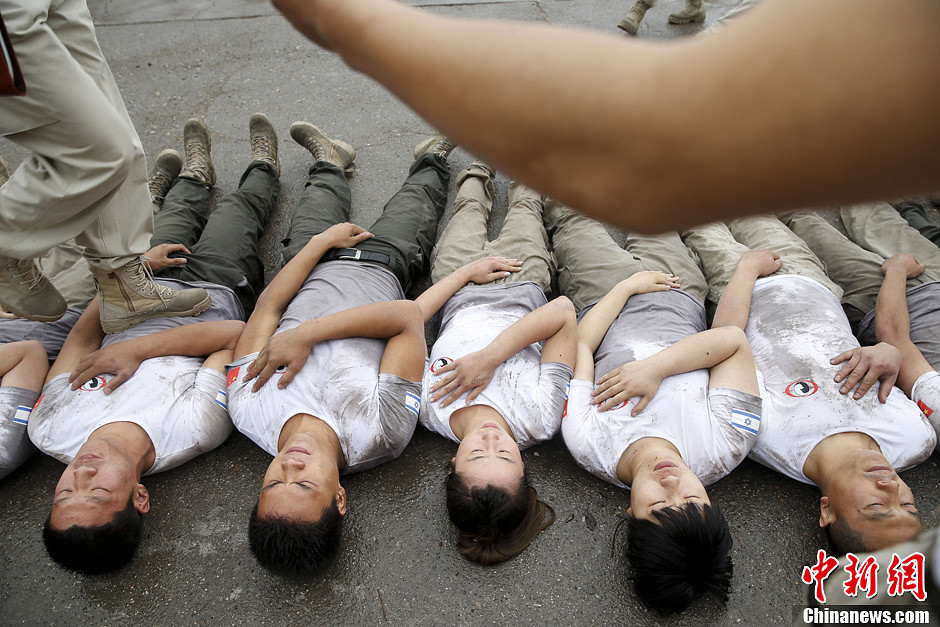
[
  {"xmin": 226, "ymin": 366, "xmax": 241, "ymax": 387},
  {"xmin": 11, "ymin": 405, "xmax": 31, "ymax": 426},
  {"xmin": 214, "ymin": 390, "xmax": 228, "ymax": 410},
  {"xmin": 917, "ymin": 399, "xmax": 934, "ymax": 418},
  {"xmin": 731, "ymin": 408, "xmax": 761, "ymax": 435},
  {"xmin": 404, "ymin": 392, "xmax": 420, "ymax": 417}
]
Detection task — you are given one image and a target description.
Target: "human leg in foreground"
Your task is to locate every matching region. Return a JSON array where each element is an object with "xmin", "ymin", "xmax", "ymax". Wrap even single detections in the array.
[
  {"xmin": 546, "ymin": 204, "xmax": 761, "ymax": 613},
  {"xmin": 425, "ymin": 166, "xmax": 574, "ymax": 564},
  {"xmin": 271, "ymin": 0, "xmax": 940, "ymax": 231},
  {"xmin": 28, "ymin": 115, "xmax": 281, "ymax": 574},
  {"xmin": 0, "ymin": 0, "xmax": 208, "ymax": 327},
  {"xmin": 684, "ymin": 217, "xmax": 936, "ymax": 554}
]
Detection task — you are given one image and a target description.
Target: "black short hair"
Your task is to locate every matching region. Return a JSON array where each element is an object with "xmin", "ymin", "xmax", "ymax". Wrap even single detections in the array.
[
  {"xmin": 825, "ymin": 517, "xmax": 868, "ymax": 556},
  {"xmin": 627, "ymin": 503, "xmax": 733, "ymax": 614},
  {"xmin": 248, "ymin": 498, "xmax": 343, "ymax": 574},
  {"xmin": 42, "ymin": 497, "xmax": 143, "ymax": 575},
  {"xmin": 446, "ymin": 468, "xmax": 554, "ymax": 565}
]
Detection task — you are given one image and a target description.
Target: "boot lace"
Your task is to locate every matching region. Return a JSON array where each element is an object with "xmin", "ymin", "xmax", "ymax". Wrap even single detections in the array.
[
  {"xmin": 184, "ymin": 137, "xmax": 212, "ymax": 182},
  {"xmin": 251, "ymin": 134, "xmax": 275, "ymax": 161},
  {"xmin": 9, "ymin": 259, "xmax": 46, "ymax": 293},
  {"xmin": 432, "ymin": 138, "xmax": 454, "ymax": 158},
  {"xmin": 149, "ymin": 169, "xmax": 174, "ymax": 202},
  {"xmin": 126, "ymin": 258, "xmax": 173, "ymax": 304}
]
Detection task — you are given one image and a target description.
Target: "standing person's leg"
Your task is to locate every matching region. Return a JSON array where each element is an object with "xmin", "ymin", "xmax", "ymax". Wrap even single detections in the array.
[
  {"xmin": 430, "ymin": 163, "xmax": 492, "ymax": 283},
  {"xmin": 0, "ymin": 0, "xmax": 151, "ymax": 268},
  {"xmin": 726, "ymin": 215, "xmax": 843, "ymax": 298},
  {"xmin": 781, "ymin": 211, "xmax": 885, "ymax": 318},
  {"xmin": 669, "ymin": 0, "xmax": 706, "ymax": 25},
  {"xmin": 39, "ymin": 243, "xmax": 97, "ymax": 311},
  {"xmin": 357, "ymin": 138, "xmax": 453, "ymax": 294},
  {"xmin": 618, "ymin": 0, "xmax": 655, "ymax": 36},
  {"xmin": 175, "ymin": 115, "xmax": 280, "ymax": 315},
  {"xmin": 681, "ymin": 222, "xmax": 751, "ymax": 303},
  {"xmin": 483, "ymin": 182, "xmax": 554, "ymax": 291},
  {"xmin": 623, "ymin": 232, "xmax": 708, "ymax": 304},
  {"xmin": 282, "ymin": 122, "xmax": 356, "ymax": 264},
  {"xmin": 543, "ymin": 201, "xmax": 644, "ymax": 311},
  {"xmin": 894, "ymin": 199, "xmax": 940, "ymax": 247},
  {"xmin": 840, "ymin": 202, "xmax": 940, "ymax": 282}
]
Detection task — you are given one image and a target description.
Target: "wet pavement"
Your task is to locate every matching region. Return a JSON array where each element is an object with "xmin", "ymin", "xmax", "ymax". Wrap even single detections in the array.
[{"xmin": 2, "ymin": 0, "xmax": 939, "ymax": 624}]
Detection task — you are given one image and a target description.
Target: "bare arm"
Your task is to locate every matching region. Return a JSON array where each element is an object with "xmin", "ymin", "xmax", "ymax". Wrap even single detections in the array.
[
  {"xmin": 274, "ymin": 0, "xmax": 940, "ymax": 230},
  {"xmin": 873, "ymin": 255, "xmax": 933, "ymax": 395},
  {"xmin": 593, "ymin": 326, "xmax": 758, "ymax": 413},
  {"xmin": 46, "ymin": 298, "xmax": 104, "ymax": 382},
  {"xmin": 246, "ymin": 300, "xmax": 427, "ymax": 389},
  {"xmin": 0, "ymin": 341, "xmax": 49, "ymax": 392},
  {"xmin": 68, "ymin": 321, "xmax": 246, "ymax": 393},
  {"xmin": 712, "ymin": 250, "xmax": 780, "ymax": 330},
  {"xmin": 414, "ymin": 256, "xmax": 522, "ymax": 322},
  {"xmin": 233, "ymin": 223, "xmax": 373, "ymax": 359},
  {"xmin": 574, "ymin": 271, "xmax": 679, "ymax": 381},
  {"xmin": 430, "ymin": 296, "xmax": 578, "ymax": 406}
]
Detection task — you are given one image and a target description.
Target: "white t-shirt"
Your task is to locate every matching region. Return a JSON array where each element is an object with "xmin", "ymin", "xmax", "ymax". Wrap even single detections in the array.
[
  {"xmin": 29, "ymin": 364, "xmax": 232, "ymax": 475},
  {"xmin": 27, "ymin": 279, "xmax": 241, "ymax": 475},
  {"xmin": 421, "ymin": 283, "xmax": 572, "ymax": 449},
  {"xmin": 562, "ymin": 289, "xmax": 763, "ymax": 488},
  {"xmin": 227, "ymin": 261, "xmax": 421, "ymax": 474},
  {"xmin": 911, "ymin": 370, "xmax": 940, "ymax": 444},
  {"xmin": 0, "ymin": 386, "xmax": 37, "ymax": 480},
  {"xmin": 746, "ymin": 275, "xmax": 936, "ymax": 484}
]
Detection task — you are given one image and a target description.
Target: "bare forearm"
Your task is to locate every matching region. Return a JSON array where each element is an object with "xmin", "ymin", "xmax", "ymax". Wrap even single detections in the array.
[
  {"xmin": 644, "ymin": 327, "xmax": 742, "ymax": 379},
  {"xmin": 874, "ymin": 267, "xmax": 911, "ymax": 346},
  {"xmin": 117, "ymin": 321, "xmax": 245, "ymax": 360},
  {"xmin": 481, "ymin": 297, "xmax": 572, "ymax": 365},
  {"xmin": 295, "ymin": 300, "xmax": 421, "ymax": 343},
  {"xmin": 713, "ymin": 266, "xmax": 759, "ymax": 330},
  {"xmin": 288, "ymin": 0, "xmax": 940, "ymax": 231},
  {"xmin": 415, "ymin": 267, "xmax": 470, "ymax": 322},
  {"xmin": 577, "ymin": 282, "xmax": 636, "ymax": 352}
]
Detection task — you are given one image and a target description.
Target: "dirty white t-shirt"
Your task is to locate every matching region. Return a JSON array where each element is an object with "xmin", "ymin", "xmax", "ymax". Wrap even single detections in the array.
[
  {"xmin": 228, "ymin": 262, "xmax": 421, "ymax": 474},
  {"xmin": 562, "ymin": 289, "xmax": 763, "ymax": 488},
  {"xmin": 0, "ymin": 386, "xmax": 38, "ymax": 480},
  {"xmin": 911, "ymin": 371, "xmax": 940, "ymax": 444},
  {"xmin": 746, "ymin": 275, "xmax": 936, "ymax": 484},
  {"xmin": 421, "ymin": 283, "xmax": 572, "ymax": 449},
  {"xmin": 27, "ymin": 280, "xmax": 240, "ymax": 474}
]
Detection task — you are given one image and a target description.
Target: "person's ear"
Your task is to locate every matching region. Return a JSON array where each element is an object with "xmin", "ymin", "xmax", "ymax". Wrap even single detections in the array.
[
  {"xmin": 133, "ymin": 484, "xmax": 151, "ymax": 514},
  {"xmin": 818, "ymin": 495, "xmax": 835, "ymax": 528},
  {"xmin": 336, "ymin": 485, "xmax": 348, "ymax": 516},
  {"xmin": 450, "ymin": 456, "xmax": 456, "ymax": 466}
]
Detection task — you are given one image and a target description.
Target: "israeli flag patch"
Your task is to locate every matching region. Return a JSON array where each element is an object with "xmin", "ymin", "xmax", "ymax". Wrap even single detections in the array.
[
  {"xmin": 214, "ymin": 390, "xmax": 228, "ymax": 410},
  {"xmin": 11, "ymin": 405, "xmax": 31, "ymax": 426},
  {"xmin": 731, "ymin": 408, "xmax": 760, "ymax": 435},
  {"xmin": 404, "ymin": 392, "xmax": 421, "ymax": 417}
]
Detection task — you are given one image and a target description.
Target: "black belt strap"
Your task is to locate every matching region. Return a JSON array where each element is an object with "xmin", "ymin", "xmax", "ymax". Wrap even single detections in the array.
[{"xmin": 320, "ymin": 248, "xmax": 391, "ymax": 266}]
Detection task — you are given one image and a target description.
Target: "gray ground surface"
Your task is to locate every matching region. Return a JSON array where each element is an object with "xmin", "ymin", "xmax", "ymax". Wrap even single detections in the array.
[{"xmin": 2, "ymin": 1, "xmax": 939, "ymax": 625}]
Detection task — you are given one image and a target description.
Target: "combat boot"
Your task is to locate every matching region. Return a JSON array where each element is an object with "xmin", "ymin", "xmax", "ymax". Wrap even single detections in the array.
[
  {"xmin": 93, "ymin": 257, "xmax": 211, "ymax": 333},
  {"xmin": 669, "ymin": 0, "xmax": 706, "ymax": 24},
  {"xmin": 289, "ymin": 122, "xmax": 356, "ymax": 174},
  {"xmin": 179, "ymin": 118, "xmax": 215, "ymax": 186},
  {"xmin": 249, "ymin": 113, "xmax": 279, "ymax": 175},
  {"xmin": 618, "ymin": 0, "xmax": 652, "ymax": 35},
  {"xmin": 149, "ymin": 148, "xmax": 182, "ymax": 207},
  {"xmin": 414, "ymin": 135, "xmax": 456, "ymax": 160},
  {"xmin": 0, "ymin": 159, "xmax": 66, "ymax": 321}
]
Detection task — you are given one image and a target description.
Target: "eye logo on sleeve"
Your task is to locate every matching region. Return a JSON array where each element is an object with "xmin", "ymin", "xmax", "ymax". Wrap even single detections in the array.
[
  {"xmin": 429, "ymin": 357, "xmax": 454, "ymax": 375},
  {"xmin": 730, "ymin": 408, "xmax": 761, "ymax": 435},
  {"xmin": 11, "ymin": 406, "xmax": 31, "ymax": 426},
  {"xmin": 917, "ymin": 400, "xmax": 934, "ymax": 418},
  {"xmin": 404, "ymin": 392, "xmax": 421, "ymax": 417},
  {"xmin": 785, "ymin": 379, "xmax": 819, "ymax": 398},
  {"xmin": 79, "ymin": 376, "xmax": 109, "ymax": 392}
]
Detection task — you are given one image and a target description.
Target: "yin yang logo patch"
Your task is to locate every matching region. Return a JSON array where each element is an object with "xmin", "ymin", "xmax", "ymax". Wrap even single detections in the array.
[
  {"xmin": 79, "ymin": 376, "xmax": 109, "ymax": 392},
  {"xmin": 784, "ymin": 379, "xmax": 819, "ymax": 398},
  {"xmin": 430, "ymin": 357, "xmax": 454, "ymax": 375}
]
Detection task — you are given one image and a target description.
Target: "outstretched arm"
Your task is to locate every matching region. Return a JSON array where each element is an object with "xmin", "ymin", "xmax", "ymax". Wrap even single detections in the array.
[
  {"xmin": 430, "ymin": 296, "xmax": 577, "ymax": 406},
  {"xmin": 273, "ymin": 0, "xmax": 940, "ymax": 230},
  {"xmin": 712, "ymin": 250, "xmax": 780, "ymax": 330},
  {"xmin": 414, "ymin": 256, "xmax": 522, "ymax": 322},
  {"xmin": 574, "ymin": 271, "xmax": 679, "ymax": 381},
  {"xmin": 233, "ymin": 223, "xmax": 373, "ymax": 359},
  {"xmin": 46, "ymin": 298, "xmax": 104, "ymax": 382},
  {"xmin": 873, "ymin": 254, "xmax": 934, "ymax": 395}
]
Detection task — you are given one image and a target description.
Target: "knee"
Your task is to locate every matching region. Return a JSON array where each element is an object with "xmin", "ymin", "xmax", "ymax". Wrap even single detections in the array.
[{"xmin": 88, "ymin": 137, "xmax": 145, "ymax": 189}]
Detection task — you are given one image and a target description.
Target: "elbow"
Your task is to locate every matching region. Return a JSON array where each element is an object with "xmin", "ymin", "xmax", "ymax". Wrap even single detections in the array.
[
  {"xmin": 713, "ymin": 325, "xmax": 749, "ymax": 350},
  {"xmin": 223, "ymin": 321, "xmax": 247, "ymax": 349},
  {"xmin": 552, "ymin": 295, "xmax": 578, "ymax": 320}
]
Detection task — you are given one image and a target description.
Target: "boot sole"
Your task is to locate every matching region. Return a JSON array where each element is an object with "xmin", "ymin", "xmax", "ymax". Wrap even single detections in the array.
[
  {"xmin": 616, "ymin": 20, "xmax": 639, "ymax": 35},
  {"xmin": 0, "ymin": 304, "xmax": 66, "ymax": 323},
  {"xmin": 100, "ymin": 294, "xmax": 213, "ymax": 334}
]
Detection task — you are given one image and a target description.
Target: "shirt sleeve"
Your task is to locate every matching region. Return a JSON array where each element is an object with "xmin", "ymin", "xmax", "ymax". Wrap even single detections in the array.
[
  {"xmin": 911, "ymin": 370, "xmax": 940, "ymax": 436},
  {"xmin": 537, "ymin": 362, "xmax": 574, "ymax": 438},
  {"xmin": 0, "ymin": 386, "xmax": 38, "ymax": 480},
  {"xmin": 157, "ymin": 367, "xmax": 232, "ymax": 474},
  {"xmin": 709, "ymin": 387, "xmax": 763, "ymax": 453},
  {"xmin": 376, "ymin": 373, "xmax": 421, "ymax": 460}
]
